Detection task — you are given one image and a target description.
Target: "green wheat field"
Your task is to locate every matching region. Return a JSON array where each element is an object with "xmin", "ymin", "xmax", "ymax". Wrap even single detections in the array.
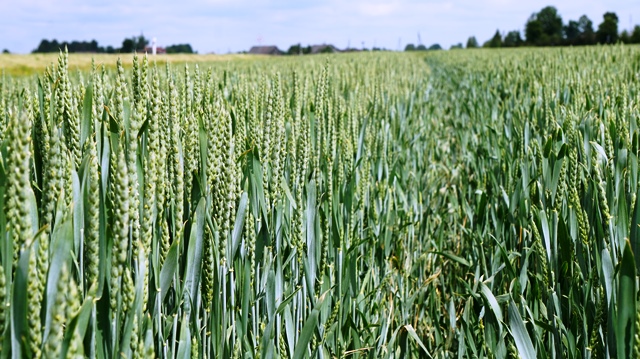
[{"xmin": 1, "ymin": 46, "xmax": 639, "ymax": 358}]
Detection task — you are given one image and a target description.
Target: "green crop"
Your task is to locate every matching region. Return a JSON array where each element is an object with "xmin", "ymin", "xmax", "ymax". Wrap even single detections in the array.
[{"xmin": 1, "ymin": 45, "xmax": 640, "ymax": 358}]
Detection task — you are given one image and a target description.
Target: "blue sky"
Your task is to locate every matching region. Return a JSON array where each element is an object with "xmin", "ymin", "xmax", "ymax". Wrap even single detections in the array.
[{"xmin": 1, "ymin": 0, "xmax": 640, "ymax": 53}]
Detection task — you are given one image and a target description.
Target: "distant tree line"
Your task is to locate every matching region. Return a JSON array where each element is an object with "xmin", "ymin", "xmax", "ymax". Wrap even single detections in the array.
[
  {"xmin": 33, "ymin": 34, "xmax": 194, "ymax": 54},
  {"xmin": 166, "ymin": 44, "xmax": 194, "ymax": 54},
  {"xmin": 280, "ymin": 43, "xmax": 390, "ymax": 55},
  {"xmin": 463, "ymin": 6, "xmax": 640, "ymax": 49},
  {"xmin": 404, "ymin": 43, "xmax": 442, "ymax": 51},
  {"xmin": 120, "ymin": 35, "xmax": 150, "ymax": 53},
  {"xmin": 401, "ymin": 6, "xmax": 640, "ymax": 51},
  {"xmin": 284, "ymin": 44, "xmax": 337, "ymax": 55},
  {"xmin": 34, "ymin": 39, "xmax": 116, "ymax": 53},
  {"xmin": 286, "ymin": 44, "xmax": 313, "ymax": 55}
]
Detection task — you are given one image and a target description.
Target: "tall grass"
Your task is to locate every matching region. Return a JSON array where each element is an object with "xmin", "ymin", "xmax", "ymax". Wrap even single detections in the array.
[{"xmin": 1, "ymin": 45, "xmax": 640, "ymax": 358}]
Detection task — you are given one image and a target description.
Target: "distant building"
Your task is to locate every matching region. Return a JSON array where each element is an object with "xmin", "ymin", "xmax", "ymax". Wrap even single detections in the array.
[
  {"xmin": 248, "ymin": 46, "xmax": 284, "ymax": 55},
  {"xmin": 144, "ymin": 45, "xmax": 166, "ymax": 54},
  {"xmin": 310, "ymin": 44, "xmax": 340, "ymax": 54}
]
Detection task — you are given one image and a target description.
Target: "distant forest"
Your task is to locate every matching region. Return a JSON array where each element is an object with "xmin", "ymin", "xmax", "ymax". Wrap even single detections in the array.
[
  {"xmin": 32, "ymin": 34, "xmax": 195, "ymax": 54},
  {"xmin": 407, "ymin": 6, "xmax": 640, "ymax": 50}
]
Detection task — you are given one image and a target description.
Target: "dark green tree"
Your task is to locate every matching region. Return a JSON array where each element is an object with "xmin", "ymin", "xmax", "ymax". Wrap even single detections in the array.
[
  {"xmin": 525, "ymin": 15, "xmax": 544, "ymax": 45},
  {"xmin": 120, "ymin": 34, "xmax": 148, "ymax": 52},
  {"xmin": 35, "ymin": 39, "xmax": 51, "ymax": 52},
  {"xmin": 2, "ymin": 49, "xmax": 9, "ymax": 54},
  {"xmin": 33, "ymin": 39, "xmax": 106, "ymax": 53},
  {"xmin": 538, "ymin": 6, "xmax": 563, "ymax": 42},
  {"xmin": 404, "ymin": 44, "xmax": 416, "ymax": 51},
  {"xmin": 135, "ymin": 35, "xmax": 148, "ymax": 51},
  {"xmin": 564, "ymin": 20, "xmax": 581, "ymax": 44},
  {"xmin": 319, "ymin": 46, "xmax": 334, "ymax": 53},
  {"xmin": 450, "ymin": 43, "xmax": 463, "ymax": 49},
  {"xmin": 526, "ymin": 6, "xmax": 563, "ymax": 45},
  {"xmin": 166, "ymin": 44, "xmax": 194, "ymax": 53},
  {"xmin": 620, "ymin": 30, "xmax": 631, "ymax": 43},
  {"xmin": 121, "ymin": 38, "xmax": 135, "ymax": 53},
  {"xmin": 597, "ymin": 12, "xmax": 619, "ymax": 44},
  {"xmin": 484, "ymin": 30, "xmax": 502, "ymax": 48},
  {"xmin": 90, "ymin": 40, "xmax": 100, "ymax": 52},
  {"xmin": 428, "ymin": 44, "xmax": 442, "ymax": 50},
  {"xmin": 466, "ymin": 36, "xmax": 479, "ymax": 48},
  {"xmin": 416, "ymin": 44, "xmax": 427, "ymax": 51},
  {"xmin": 287, "ymin": 43, "xmax": 302, "ymax": 55},
  {"xmin": 578, "ymin": 15, "xmax": 596, "ymax": 44},
  {"xmin": 503, "ymin": 31, "xmax": 523, "ymax": 47},
  {"xmin": 631, "ymin": 25, "xmax": 640, "ymax": 43},
  {"xmin": 34, "ymin": 39, "xmax": 59, "ymax": 53}
]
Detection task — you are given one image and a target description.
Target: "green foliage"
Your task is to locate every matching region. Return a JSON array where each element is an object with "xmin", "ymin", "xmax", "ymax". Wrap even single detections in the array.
[
  {"xmin": 537, "ymin": 6, "xmax": 563, "ymax": 39},
  {"xmin": 287, "ymin": 43, "xmax": 303, "ymax": 55},
  {"xmin": 165, "ymin": 44, "xmax": 194, "ymax": 54},
  {"xmin": 34, "ymin": 39, "xmax": 106, "ymax": 53},
  {"xmin": 3, "ymin": 45, "xmax": 640, "ymax": 358},
  {"xmin": 597, "ymin": 12, "xmax": 619, "ymax": 44},
  {"xmin": 484, "ymin": 30, "xmax": 503, "ymax": 48},
  {"xmin": 0, "ymin": 51, "xmax": 437, "ymax": 358},
  {"xmin": 621, "ymin": 30, "xmax": 631, "ymax": 44},
  {"xmin": 503, "ymin": 31, "xmax": 523, "ymax": 47},
  {"xmin": 466, "ymin": 36, "xmax": 479, "ymax": 48},
  {"xmin": 525, "ymin": 15, "xmax": 544, "ymax": 44},
  {"xmin": 632, "ymin": 25, "xmax": 640, "ymax": 43},
  {"xmin": 525, "ymin": 6, "xmax": 563, "ymax": 45},
  {"xmin": 564, "ymin": 20, "xmax": 581, "ymax": 42},
  {"xmin": 31, "ymin": 38, "xmax": 147, "ymax": 54},
  {"xmin": 121, "ymin": 39, "xmax": 135, "ymax": 53},
  {"xmin": 502, "ymin": 8, "xmax": 599, "ymax": 47},
  {"xmin": 319, "ymin": 45, "xmax": 334, "ymax": 53}
]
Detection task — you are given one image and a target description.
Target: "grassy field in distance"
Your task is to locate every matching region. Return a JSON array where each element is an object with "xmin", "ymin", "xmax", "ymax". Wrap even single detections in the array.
[{"xmin": 0, "ymin": 52, "xmax": 257, "ymax": 76}]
